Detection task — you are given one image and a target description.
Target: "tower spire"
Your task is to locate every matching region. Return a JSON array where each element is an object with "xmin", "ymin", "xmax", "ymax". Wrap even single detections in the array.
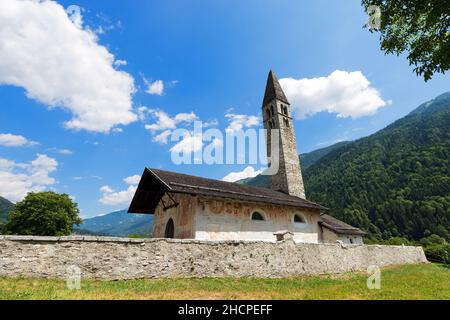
[
  {"xmin": 263, "ymin": 70, "xmax": 290, "ymax": 106},
  {"xmin": 262, "ymin": 70, "xmax": 305, "ymax": 199}
]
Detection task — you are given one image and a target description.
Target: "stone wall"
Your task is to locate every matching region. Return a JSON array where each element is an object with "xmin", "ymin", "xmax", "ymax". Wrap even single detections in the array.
[{"xmin": 0, "ymin": 235, "xmax": 427, "ymax": 280}]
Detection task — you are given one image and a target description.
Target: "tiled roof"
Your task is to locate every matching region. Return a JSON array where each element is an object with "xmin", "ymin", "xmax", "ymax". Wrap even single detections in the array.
[
  {"xmin": 128, "ymin": 168, "xmax": 328, "ymax": 214},
  {"xmin": 319, "ymin": 214, "xmax": 366, "ymax": 236}
]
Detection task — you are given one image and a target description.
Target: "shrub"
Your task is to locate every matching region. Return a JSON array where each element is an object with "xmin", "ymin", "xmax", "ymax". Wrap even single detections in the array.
[{"xmin": 424, "ymin": 244, "xmax": 450, "ymax": 264}]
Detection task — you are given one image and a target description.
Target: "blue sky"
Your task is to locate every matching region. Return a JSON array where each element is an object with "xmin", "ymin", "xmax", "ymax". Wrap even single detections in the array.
[{"xmin": 0, "ymin": 0, "xmax": 448, "ymax": 218}]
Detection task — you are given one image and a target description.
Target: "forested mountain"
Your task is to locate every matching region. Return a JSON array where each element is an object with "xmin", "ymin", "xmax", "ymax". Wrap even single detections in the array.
[
  {"xmin": 305, "ymin": 92, "xmax": 450, "ymax": 240},
  {"xmin": 0, "ymin": 196, "xmax": 14, "ymax": 223},
  {"xmin": 243, "ymin": 92, "xmax": 450, "ymax": 241}
]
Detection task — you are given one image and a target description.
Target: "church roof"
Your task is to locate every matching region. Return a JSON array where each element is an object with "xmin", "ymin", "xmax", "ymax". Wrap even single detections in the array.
[
  {"xmin": 128, "ymin": 168, "xmax": 328, "ymax": 214},
  {"xmin": 262, "ymin": 70, "xmax": 290, "ymax": 106},
  {"xmin": 319, "ymin": 214, "xmax": 366, "ymax": 236}
]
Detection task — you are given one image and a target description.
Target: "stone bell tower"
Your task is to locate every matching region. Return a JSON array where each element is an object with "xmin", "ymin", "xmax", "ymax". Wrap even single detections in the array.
[{"xmin": 262, "ymin": 70, "xmax": 305, "ymax": 199}]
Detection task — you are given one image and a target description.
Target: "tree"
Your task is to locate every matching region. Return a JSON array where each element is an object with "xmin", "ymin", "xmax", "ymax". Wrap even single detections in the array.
[
  {"xmin": 5, "ymin": 192, "xmax": 82, "ymax": 236},
  {"xmin": 362, "ymin": 0, "xmax": 450, "ymax": 81}
]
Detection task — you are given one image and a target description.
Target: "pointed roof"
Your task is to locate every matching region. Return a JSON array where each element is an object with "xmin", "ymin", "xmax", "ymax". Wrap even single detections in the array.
[
  {"xmin": 128, "ymin": 168, "xmax": 328, "ymax": 214},
  {"xmin": 263, "ymin": 70, "xmax": 290, "ymax": 106}
]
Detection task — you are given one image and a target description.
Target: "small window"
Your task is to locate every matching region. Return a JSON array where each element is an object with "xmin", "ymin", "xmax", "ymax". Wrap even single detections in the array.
[
  {"xmin": 266, "ymin": 109, "xmax": 271, "ymax": 120},
  {"xmin": 349, "ymin": 238, "xmax": 354, "ymax": 244},
  {"xmin": 294, "ymin": 214, "xmax": 305, "ymax": 223},
  {"xmin": 251, "ymin": 211, "xmax": 265, "ymax": 221},
  {"xmin": 284, "ymin": 118, "xmax": 290, "ymax": 127},
  {"xmin": 284, "ymin": 106, "xmax": 288, "ymax": 115},
  {"xmin": 271, "ymin": 106, "xmax": 275, "ymax": 116}
]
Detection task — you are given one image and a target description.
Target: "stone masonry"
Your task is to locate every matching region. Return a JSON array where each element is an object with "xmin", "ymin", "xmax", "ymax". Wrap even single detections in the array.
[
  {"xmin": 0, "ymin": 236, "xmax": 427, "ymax": 280},
  {"xmin": 263, "ymin": 70, "xmax": 306, "ymax": 198}
]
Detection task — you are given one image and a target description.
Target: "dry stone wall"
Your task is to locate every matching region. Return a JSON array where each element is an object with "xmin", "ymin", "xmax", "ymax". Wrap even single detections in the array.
[{"xmin": 0, "ymin": 235, "xmax": 427, "ymax": 280}]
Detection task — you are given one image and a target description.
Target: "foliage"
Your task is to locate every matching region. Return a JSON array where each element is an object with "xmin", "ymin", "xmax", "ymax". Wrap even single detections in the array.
[
  {"xmin": 305, "ymin": 92, "xmax": 450, "ymax": 241},
  {"xmin": 0, "ymin": 264, "xmax": 448, "ymax": 300},
  {"xmin": 4, "ymin": 192, "xmax": 82, "ymax": 236},
  {"xmin": 424, "ymin": 243, "xmax": 450, "ymax": 264},
  {"xmin": 362, "ymin": 0, "xmax": 450, "ymax": 81}
]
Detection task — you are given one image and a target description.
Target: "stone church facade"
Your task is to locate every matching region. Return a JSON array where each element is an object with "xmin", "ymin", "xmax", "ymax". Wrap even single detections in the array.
[{"xmin": 129, "ymin": 71, "xmax": 364, "ymax": 244}]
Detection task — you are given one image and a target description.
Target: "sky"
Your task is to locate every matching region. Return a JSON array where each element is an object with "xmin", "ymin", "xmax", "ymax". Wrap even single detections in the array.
[{"xmin": 0, "ymin": 0, "xmax": 448, "ymax": 218}]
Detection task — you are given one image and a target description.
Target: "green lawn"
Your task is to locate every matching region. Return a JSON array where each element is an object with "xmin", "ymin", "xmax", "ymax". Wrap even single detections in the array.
[{"xmin": 0, "ymin": 264, "xmax": 448, "ymax": 300}]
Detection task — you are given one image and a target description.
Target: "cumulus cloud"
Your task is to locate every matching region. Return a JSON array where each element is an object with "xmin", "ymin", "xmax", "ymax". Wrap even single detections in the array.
[
  {"xmin": 225, "ymin": 113, "xmax": 259, "ymax": 134},
  {"xmin": 99, "ymin": 174, "xmax": 140, "ymax": 206},
  {"xmin": 145, "ymin": 79, "xmax": 164, "ymax": 96},
  {"xmin": 170, "ymin": 134, "xmax": 203, "ymax": 154},
  {"xmin": 0, "ymin": 133, "xmax": 38, "ymax": 147},
  {"xmin": 222, "ymin": 166, "xmax": 263, "ymax": 183},
  {"xmin": 279, "ymin": 70, "xmax": 387, "ymax": 119},
  {"xmin": 0, "ymin": 154, "xmax": 58, "ymax": 202},
  {"xmin": 0, "ymin": 0, "xmax": 137, "ymax": 133},
  {"xmin": 144, "ymin": 110, "xmax": 199, "ymax": 144}
]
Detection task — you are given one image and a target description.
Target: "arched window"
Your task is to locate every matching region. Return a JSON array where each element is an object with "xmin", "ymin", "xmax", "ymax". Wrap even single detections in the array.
[
  {"xmin": 251, "ymin": 211, "xmax": 265, "ymax": 221},
  {"xmin": 284, "ymin": 106, "xmax": 288, "ymax": 115},
  {"xmin": 271, "ymin": 106, "xmax": 275, "ymax": 116},
  {"xmin": 165, "ymin": 218, "xmax": 175, "ymax": 238},
  {"xmin": 293, "ymin": 213, "xmax": 307, "ymax": 227},
  {"xmin": 284, "ymin": 118, "xmax": 290, "ymax": 127}
]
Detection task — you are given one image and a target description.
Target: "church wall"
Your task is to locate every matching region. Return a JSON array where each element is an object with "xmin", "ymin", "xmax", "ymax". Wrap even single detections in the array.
[
  {"xmin": 193, "ymin": 197, "xmax": 321, "ymax": 243},
  {"xmin": 152, "ymin": 194, "xmax": 196, "ymax": 239}
]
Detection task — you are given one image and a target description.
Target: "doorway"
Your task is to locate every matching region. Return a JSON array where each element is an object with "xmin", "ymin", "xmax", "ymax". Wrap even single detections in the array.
[{"xmin": 165, "ymin": 218, "xmax": 175, "ymax": 239}]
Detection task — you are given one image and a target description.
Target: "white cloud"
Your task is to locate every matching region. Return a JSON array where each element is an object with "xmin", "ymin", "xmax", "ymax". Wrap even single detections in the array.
[
  {"xmin": 0, "ymin": 133, "xmax": 38, "ymax": 147},
  {"xmin": 145, "ymin": 110, "xmax": 177, "ymax": 131},
  {"xmin": 99, "ymin": 174, "xmax": 140, "ymax": 206},
  {"xmin": 48, "ymin": 147, "xmax": 73, "ymax": 155},
  {"xmin": 153, "ymin": 130, "xmax": 172, "ymax": 144},
  {"xmin": 279, "ymin": 70, "xmax": 387, "ymax": 119},
  {"xmin": 114, "ymin": 59, "xmax": 127, "ymax": 66},
  {"xmin": 0, "ymin": 154, "xmax": 58, "ymax": 202},
  {"xmin": 170, "ymin": 134, "xmax": 203, "ymax": 153},
  {"xmin": 0, "ymin": 0, "xmax": 137, "ymax": 133},
  {"xmin": 225, "ymin": 113, "xmax": 259, "ymax": 134},
  {"xmin": 222, "ymin": 166, "xmax": 263, "ymax": 183},
  {"xmin": 145, "ymin": 79, "xmax": 164, "ymax": 96},
  {"xmin": 123, "ymin": 174, "xmax": 141, "ymax": 185},
  {"xmin": 100, "ymin": 185, "xmax": 114, "ymax": 193},
  {"xmin": 145, "ymin": 110, "xmax": 199, "ymax": 144}
]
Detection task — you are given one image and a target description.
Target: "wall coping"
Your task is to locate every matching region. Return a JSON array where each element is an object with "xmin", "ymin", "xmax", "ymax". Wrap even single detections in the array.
[{"xmin": 0, "ymin": 235, "xmax": 423, "ymax": 249}]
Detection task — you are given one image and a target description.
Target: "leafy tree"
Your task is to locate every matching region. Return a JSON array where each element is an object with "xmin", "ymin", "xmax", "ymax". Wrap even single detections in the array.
[
  {"xmin": 362, "ymin": 0, "xmax": 450, "ymax": 81},
  {"xmin": 5, "ymin": 192, "xmax": 82, "ymax": 236}
]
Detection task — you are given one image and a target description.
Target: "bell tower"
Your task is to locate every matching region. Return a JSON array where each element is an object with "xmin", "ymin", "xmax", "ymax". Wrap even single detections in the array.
[{"xmin": 262, "ymin": 70, "xmax": 305, "ymax": 199}]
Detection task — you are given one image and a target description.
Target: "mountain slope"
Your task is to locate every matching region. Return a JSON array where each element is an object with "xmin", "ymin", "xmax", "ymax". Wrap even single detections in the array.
[
  {"xmin": 0, "ymin": 196, "xmax": 14, "ymax": 223},
  {"xmin": 237, "ymin": 141, "xmax": 351, "ymax": 188},
  {"xmin": 304, "ymin": 92, "xmax": 450, "ymax": 240},
  {"xmin": 74, "ymin": 210, "xmax": 154, "ymax": 237}
]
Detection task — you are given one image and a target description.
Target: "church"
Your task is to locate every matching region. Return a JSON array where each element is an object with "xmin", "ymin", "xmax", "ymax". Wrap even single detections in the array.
[{"xmin": 129, "ymin": 71, "xmax": 365, "ymax": 244}]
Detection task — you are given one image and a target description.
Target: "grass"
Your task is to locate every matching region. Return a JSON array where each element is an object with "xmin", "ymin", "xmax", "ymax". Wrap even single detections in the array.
[{"xmin": 0, "ymin": 264, "xmax": 448, "ymax": 300}]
